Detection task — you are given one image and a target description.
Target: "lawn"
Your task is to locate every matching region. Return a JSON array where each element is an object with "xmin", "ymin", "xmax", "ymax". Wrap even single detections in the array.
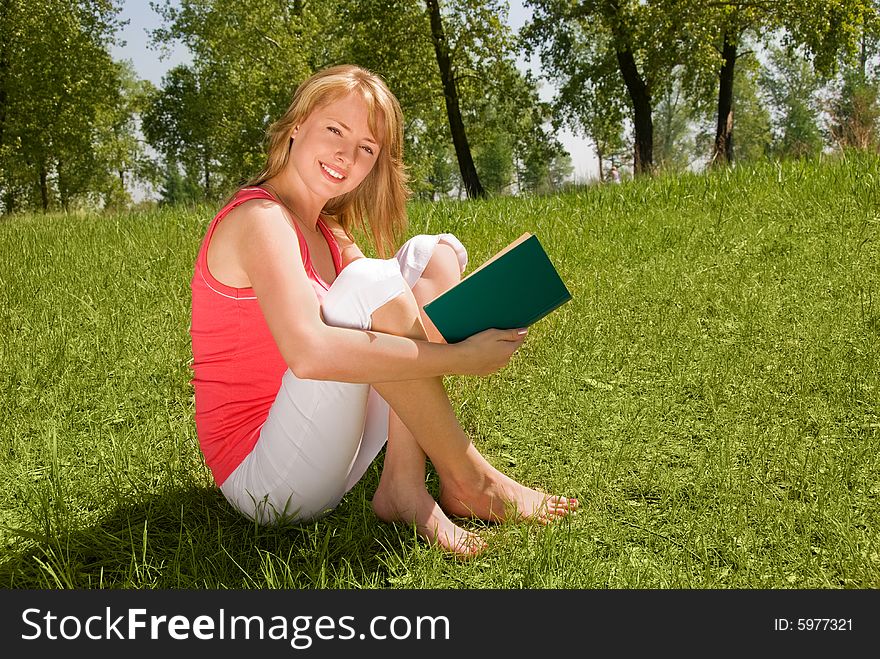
[{"xmin": 1, "ymin": 154, "xmax": 877, "ymax": 588}]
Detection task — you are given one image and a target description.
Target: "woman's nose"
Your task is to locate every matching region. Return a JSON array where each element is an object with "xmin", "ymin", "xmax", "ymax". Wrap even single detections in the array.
[{"xmin": 335, "ymin": 141, "xmax": 356, "ymax": 164}]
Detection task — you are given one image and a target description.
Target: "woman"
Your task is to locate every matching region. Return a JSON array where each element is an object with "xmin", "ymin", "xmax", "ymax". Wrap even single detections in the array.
[{"xmin": 190, "ymin": 64, "xmax": 577, "ymax": 556}]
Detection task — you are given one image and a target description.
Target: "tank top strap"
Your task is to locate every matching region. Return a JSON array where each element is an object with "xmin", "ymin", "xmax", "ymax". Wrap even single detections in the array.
[
  {"xmin": 198, "ymin": 187, "xmax": 279, "ymax": 259},
  {"xmin": 316, "ymin": 218, "xmax": 343, "ymax": 276}
]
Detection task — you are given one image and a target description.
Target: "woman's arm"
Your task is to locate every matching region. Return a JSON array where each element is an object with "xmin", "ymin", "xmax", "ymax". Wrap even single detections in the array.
[{"xmin": 236, "ymin": 205, "xmax": 523, "ymax": 383}]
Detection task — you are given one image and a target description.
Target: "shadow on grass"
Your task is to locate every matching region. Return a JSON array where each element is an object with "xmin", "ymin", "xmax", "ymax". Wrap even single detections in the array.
[{"xmin": 0, "ymin": 481, "xmax": 403, "ymax": 589}]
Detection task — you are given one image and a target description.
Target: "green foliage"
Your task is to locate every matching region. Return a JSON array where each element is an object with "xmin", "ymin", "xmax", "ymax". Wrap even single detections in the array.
[
  {"xmin": 652, "ymin": 74, "xmax": 698, "ymax": 172},
  {"xmin": 694, "ymin": 50, "xmax": 774, "ymax": 166},
  {"xmin": 158, "ymin": 159, "xmax": 203, "ymax": 206},
  {"xmin": 335, "ymin": 0, "xmax": 445, "ymax": 197},
  {"xmin": 147, "ymin": 0, "xmax": 339, "ymax": 201},
  {"xmin": 693, "ymin": 0, "xmax": 875, "ymax": 165},
  {"xmin": 93, "ymin": 62, "xmax": 157, "ymax": 210},
  {"xmin": 143, "ymin": 0, "xmax": 564, "ymax": 200},
  {"xmin": 523, "ymin": 0, "xmax": 878, "ymax": 172},
  {"xmin": 5, "ymin": 1, "xmax": 880, "ymax": 209},
  {"xmin": 781, "ymin": 0, "xmax": 878, "ymax": 76},
  {"xmin": 762, "ymin": 46, "xmax": 825, "ymax": 160},
  {"xmin": 0, "ymin": 0, "xmax": 143, "ymax": 212},
  {"xmin": 522, "ymin": 0, "xmax": 642, "ymax": 170},
  {"xmin": 142, "ymin": 64, "xmax": 221, "ymax": 199},
  {"xmin": 474, "ymin": 132, "xmax": 515, "ymax": 195},
  {"xmin": 828, "ymin": 66, "xmax": 880, "ymax": 151}
]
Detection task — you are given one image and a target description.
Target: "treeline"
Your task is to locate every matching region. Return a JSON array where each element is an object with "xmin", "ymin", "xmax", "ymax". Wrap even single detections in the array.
[
  {"xmin": 1, "ymin": 0, "xmax": 879, "ymax": 214},
  {"xmin": 525, "ymin": 0, "xmax": 880, "ymax": 180}
]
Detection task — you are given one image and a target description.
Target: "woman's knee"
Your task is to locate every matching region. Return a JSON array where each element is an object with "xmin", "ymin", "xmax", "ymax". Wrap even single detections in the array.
[
  {"xmin": 395, "ymin": 233, "xmax": 468, "ymax": 289},
  {"xmin": 421, "ymin": 242, "xmax": 462, "ymax": 288},
  {"xmin": 322, "ymin": 257, "xmax": 408, "ymax": 331},
  {"xmin": 411, "ymin": 241, "xmax": 462, "ymax": 310}
]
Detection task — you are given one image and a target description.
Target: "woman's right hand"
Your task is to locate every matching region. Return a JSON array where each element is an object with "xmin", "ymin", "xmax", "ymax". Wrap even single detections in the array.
[{"xmin": 455, "ymin": 328, "xmax": 528, "ymax": 376}]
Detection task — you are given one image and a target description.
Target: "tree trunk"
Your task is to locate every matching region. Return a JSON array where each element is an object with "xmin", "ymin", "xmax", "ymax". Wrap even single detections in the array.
[
  {"xmin": 0, "ymin": 49, "xmax": 6, "ymax": 157},
  {"xmin": 615, "ymin": 48, "xmax": 653, "ymax": 175},
  {"xmin": 57, "ymin": 158, "xmax": 70, "ymax": 211},
  {"xmin": 712, "ymin": 36, "xmax": 737, "ymax": 166},
  {"xmin": 0, "ymin": 0, "xmax": 9, "ymax": 156},
  {"xmin": 425, "ymin": 0, "xmax": 485, "ymax": 199},
  {"xmin": 39, "ymin": 163, "xmax": 49, "ymax": 211},
  {"xmin": 203, "ymin": 149, "xmax": 211, "ymax": 198}
]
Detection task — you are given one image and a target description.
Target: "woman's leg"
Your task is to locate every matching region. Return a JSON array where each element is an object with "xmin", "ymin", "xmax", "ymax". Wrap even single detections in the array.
[
  {"xmin": 370, "ymin": 244, "xmax": 577, "ymax": 548},
  {"xmin": 221, "ymin": 257, "xmax": 408, "ymax": 525},
  {"xmin": 369, "ymin": 243, "xmax": 484, "ymax": 554}
]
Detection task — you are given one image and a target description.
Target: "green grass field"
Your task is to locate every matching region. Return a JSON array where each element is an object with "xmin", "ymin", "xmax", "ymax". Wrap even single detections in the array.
[{"xmin": 1, "ymin": 154, "xmax": 878, "ymax": 588}]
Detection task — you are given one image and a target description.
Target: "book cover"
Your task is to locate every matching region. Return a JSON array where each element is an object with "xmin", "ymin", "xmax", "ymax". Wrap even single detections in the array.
[{"xmin": 423, "ymin": 233, "xmax": 572, "ymax": 343}]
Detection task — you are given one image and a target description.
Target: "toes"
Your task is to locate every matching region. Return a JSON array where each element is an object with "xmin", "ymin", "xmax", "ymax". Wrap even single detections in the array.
[
  {"xmin": 538, "ymin": 496, "xmax": 578, "ymax": 521},
  {"xmin": 459, "ymin": 534, "xmax": 488, "ymax": 555},
  {"xmin": 547, "ymin": 496, "xmax": 578, "ymax": 512},
  {"xmin": 446, "ymin": 532, "xmax": 487, "ymax": 559}
]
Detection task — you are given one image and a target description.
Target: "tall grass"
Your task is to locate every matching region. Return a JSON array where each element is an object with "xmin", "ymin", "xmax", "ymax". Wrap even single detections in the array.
[{"xmin": 1, "ymin": 154, "xmax": 877, "ymax": 588}]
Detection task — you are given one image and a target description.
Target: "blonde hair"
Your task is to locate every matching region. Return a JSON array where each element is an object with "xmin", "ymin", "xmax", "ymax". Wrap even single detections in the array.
[{"xmin": 245, "ymin": 65, "xmax": 409, "ymax": 257}]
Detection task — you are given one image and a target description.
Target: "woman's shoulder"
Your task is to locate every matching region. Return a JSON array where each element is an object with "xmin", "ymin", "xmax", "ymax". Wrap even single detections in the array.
[
  {"xmin": 221, "ymin": 188, "xmax": 288, "ymax": 225},
  {"xmin": 212, "ymin": 189, "xmax": 297, "ymax": 259}
]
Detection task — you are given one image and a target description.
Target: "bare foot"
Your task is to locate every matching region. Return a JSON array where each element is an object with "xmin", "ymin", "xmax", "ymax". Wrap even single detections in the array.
[
  {"xmin": 371, "ymin": 484, "xmax": 487, "ymax": 558},
  {"xmin": 440, "ymin": 465, "xmax": 578, "ymax": 524}
]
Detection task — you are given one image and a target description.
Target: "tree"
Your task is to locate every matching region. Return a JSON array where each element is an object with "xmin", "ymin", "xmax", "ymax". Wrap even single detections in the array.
[
  {"xmin": 93, "ymin": 61, "xmax": 156, "ymax": 209},
  {"xmin": 425, "ymin": 0, "xmax": 485, "ymax": 198},
  {"xmin": 339, "ymin": 0, "xmax": 560, "ymax": 198},
  {"xmin": 762, "ymin": 45, "xmax": 825, "ymax": 160},
  {"xmin": 692, "ymin": 0, "xmax": 877, "ymax": 166},
  {"xmin": 828, "ymin": 14, "xmax": 880, "ymax": 151},
  {"xmin": 829, "ymin": 67, "xmax": 880, "ymax": 151},
  {"xmin": 0, "ymin": 0, "xmax": 131, "ymax": 212},
  {"xmin": 727, "ymin": 51, "xmax": 773, "ymax": 162},
  {"xmin": 149, "ymin": 0, "xmax": 340, "ymax": 200},
  {"xmin": 158, "ymin": 159, "xmax": 202, "ymax": 206},
  {"xmin": 524, "ymin": 0, "xmax": 690, "ymax": 176},
  {"xmin": 150, "ymin": 0, "xmax": 563, "ymax": 200},
  {"xmin": 334, "ymin": 0, "xmax": 449, "ymax": 198},
  {"xmin": 142, "ymin": 64, "xmax": 222, "ymax": 199},
  {"xmin": 517, "ymin": 142, "xmax": 572, "ymax": 194},
  {"xmin": 653, "ymin": 71, "xmax": 699, "ymax": 172}
]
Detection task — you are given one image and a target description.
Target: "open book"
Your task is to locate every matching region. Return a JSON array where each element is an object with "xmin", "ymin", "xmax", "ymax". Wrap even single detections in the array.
[{"xmin": 423, "ymin": 233, "xmax": 572, "ymax": 343}]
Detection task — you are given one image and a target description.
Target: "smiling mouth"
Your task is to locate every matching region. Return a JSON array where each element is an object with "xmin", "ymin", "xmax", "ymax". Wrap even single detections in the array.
[{"xmin": 320, "ymin": 162, "xmax": 346, "ymax": 180}]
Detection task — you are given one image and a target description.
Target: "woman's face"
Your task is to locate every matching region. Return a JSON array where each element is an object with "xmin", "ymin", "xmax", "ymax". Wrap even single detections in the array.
[{"xmin": 289, "ymin": 91, "xmax": 384, "ymax": 199}]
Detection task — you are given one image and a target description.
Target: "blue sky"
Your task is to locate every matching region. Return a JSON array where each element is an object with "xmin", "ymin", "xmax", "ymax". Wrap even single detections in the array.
[{"xmin": 111, "ymin": 1, "xmax": 597, "ymax": 181}]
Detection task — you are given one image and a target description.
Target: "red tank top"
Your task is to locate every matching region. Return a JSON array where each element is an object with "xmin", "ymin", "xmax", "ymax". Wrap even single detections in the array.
[{"xmin": 190, "ymin": 187, "xmax": 343, "ymax": 486}]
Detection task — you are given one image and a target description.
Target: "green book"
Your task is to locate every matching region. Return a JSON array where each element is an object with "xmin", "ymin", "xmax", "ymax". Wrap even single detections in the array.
[{"xmin": 423, "ymin": 233, "xmax": 572, "ymax": 343}]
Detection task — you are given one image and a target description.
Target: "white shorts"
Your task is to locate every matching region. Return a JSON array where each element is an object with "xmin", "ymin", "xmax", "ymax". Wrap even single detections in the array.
[{"xmin": 220, "ymin": 233, "xmax": 467, "ymax": 524}]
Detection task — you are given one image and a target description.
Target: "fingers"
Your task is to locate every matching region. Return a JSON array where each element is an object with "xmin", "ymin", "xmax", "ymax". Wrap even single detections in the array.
[{"xmin": 499, "ymin": 327, "xmax": 528, "ymax": 343}]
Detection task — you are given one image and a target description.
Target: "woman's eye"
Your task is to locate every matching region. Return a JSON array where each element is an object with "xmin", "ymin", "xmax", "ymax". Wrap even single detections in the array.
[
  {"xmin": 328, "ymin": 126, "xmax": 341, "ymax": 135},
  {"xmin": 361, "ymin": 145, "xmax": 374, "ymax": 155}
]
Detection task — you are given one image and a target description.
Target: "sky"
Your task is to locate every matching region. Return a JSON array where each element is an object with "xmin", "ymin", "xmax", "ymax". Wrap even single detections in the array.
[{"xmin": 110, "ymin": 1, "xmax": 598, "ymax": 183}]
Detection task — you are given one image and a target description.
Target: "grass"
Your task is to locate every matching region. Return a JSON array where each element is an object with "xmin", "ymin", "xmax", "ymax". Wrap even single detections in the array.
[{"xmin": 0, "ymin": 153, "xmax": 878, "ymax": 589}]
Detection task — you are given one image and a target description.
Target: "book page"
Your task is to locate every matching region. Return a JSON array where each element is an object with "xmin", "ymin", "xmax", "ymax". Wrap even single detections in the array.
[{"xmin": 460, "ymin": 232, "xmax": 532, "ymax": 282}]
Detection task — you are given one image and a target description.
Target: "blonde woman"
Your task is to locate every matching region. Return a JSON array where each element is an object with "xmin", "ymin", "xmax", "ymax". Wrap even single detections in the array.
[{"xmin": 190, "ymin": 65, "xmax": 577, "ymax": 556}]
